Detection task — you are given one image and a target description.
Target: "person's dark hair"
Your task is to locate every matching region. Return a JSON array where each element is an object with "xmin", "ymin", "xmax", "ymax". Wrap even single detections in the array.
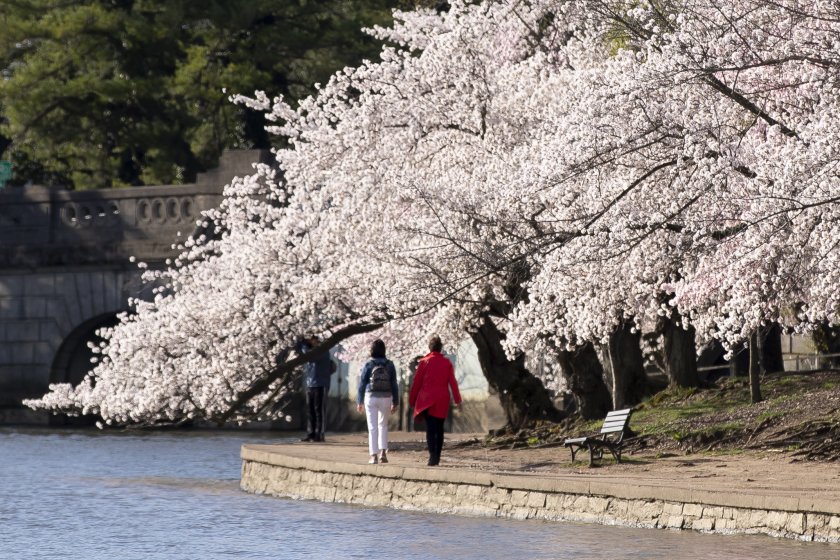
[
  {"xmin": 428, "ymin": 335, "xmax": 443, "ymax": 353},
  {"xmin": 370, "ymin": 339, "xmax": 386, "ymax": 359}
]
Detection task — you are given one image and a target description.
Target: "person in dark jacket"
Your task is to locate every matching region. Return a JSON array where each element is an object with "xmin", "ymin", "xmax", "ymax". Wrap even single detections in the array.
[
  {"xmin": 409, "ymin": 335, "xmax": 461, "ymax": 466},
  {"xmin": 356, "ymin": 339, "xmax": 399, "ymax": 464},
  {"xmin": 296, "ymin": 335, "xmax": 335, "ymax": 442}
]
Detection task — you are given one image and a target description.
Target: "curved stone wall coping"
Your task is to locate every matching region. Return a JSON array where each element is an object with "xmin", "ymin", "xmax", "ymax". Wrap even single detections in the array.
[
  {"xmin": 241, "ymin": 443, "xmax": 840, "ymax": 542},
  {"xmin": 241, "ymin": 444, "xmax": 839, "ymax": 516}
]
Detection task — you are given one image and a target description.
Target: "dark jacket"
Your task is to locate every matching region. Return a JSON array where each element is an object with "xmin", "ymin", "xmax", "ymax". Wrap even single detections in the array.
[
  {"xmin": 296, "ymin": 341, "xmax": 334, "ymax": 389},
  {"xmin": 356, "ymin": 357, "xmax": 399, "ymax": 405}
]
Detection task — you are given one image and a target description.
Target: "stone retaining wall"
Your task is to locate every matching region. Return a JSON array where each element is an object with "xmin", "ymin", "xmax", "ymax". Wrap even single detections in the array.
[{"xmin": 240, "ymin": 446, "xmax": 840, "ymax": 543}]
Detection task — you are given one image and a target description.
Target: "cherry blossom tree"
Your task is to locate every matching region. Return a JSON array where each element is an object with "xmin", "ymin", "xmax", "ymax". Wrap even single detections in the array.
[{"xmin": 28, "ymin": 0, "xmax": 840, "ymax": 424}]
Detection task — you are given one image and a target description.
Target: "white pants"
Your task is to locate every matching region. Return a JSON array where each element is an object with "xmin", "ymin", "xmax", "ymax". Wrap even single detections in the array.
[{"xmin": 364, "ymin": 395, "xmax": 392, "ymax": 455}]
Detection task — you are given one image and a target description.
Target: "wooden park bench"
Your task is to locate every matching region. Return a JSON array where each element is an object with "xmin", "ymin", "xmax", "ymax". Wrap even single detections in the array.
[{"xmin": 563, "ymin": 408, "xmax": 633, "ymax": 466}]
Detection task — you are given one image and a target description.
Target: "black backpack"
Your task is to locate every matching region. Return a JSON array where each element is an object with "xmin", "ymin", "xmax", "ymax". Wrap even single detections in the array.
[{"xmin": 369, "ymin": 363, "xmax": 391, "ymax": 393}]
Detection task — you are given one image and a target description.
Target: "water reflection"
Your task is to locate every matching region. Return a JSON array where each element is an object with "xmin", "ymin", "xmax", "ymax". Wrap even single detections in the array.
[{"xmin": 0, "ymin": 428, "xmax": 837, "ymax": 560}]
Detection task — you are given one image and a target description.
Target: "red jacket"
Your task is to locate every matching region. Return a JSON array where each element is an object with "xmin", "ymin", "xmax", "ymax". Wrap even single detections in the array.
[{"xmin": 409, "ymin": 351, "xmax": 461, "ymax": 419}]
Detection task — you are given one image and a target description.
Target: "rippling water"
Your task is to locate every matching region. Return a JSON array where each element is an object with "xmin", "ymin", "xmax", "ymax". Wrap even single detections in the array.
[{"xmin": 1, "ymin": 428, "xmax": 838, "ymax": 560}]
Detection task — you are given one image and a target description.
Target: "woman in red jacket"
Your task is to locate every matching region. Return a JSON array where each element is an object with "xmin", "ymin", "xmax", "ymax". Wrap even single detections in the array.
[{"xmin": 409, "ymin": 335, "xmax": 462, "ymax": 466}]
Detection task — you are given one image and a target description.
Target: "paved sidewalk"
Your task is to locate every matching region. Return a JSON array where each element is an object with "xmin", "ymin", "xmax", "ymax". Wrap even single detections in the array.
[{"xmin": 242, "ymin": 431, "xmax": 840, "ymax": 515}]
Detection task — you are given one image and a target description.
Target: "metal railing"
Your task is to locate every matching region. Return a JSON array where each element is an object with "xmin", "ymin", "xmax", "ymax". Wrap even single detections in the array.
[{"xmin": 697, "ymin": 352, "xmax": 840, "ymax": 375}]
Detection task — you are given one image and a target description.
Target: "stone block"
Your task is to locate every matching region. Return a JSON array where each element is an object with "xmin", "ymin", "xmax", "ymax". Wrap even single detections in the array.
[
  {"xmin": 630, "ymin": 500, "xmax": 662, "ymax": 521},
  {"xmin": 0, "ymin": 298, "xmax": 24, "ymax": 320},
  {"xmin": 44, "ymin": 298, "xmax": 72, "ymax": 335},
  {"xmin": 92, "ymin": 273, "xmax": 107, "ymax": 318},
  {"xmin": 607, "ymin": 498, "xmax": 627, "ymax": 517},
  {"xmin": 589, "ymin": 496, "xmax": 610, "ymax": 513},
  {"xmin": 749, "ymin": 509, "xmax": 770, "ymax": 529},
  {"xmin": 0, "ymin": 276, "xmax": 24, "ymax": 298},
  {"xmin": 785, "ymin": 513, "xmax": 805, "ymax": 534},
  {"xmin": 480, "ymin": 487, "xmax": 506, "ymax": 505},
  {"xmin": 453, "ymin": 504, "xmax": 499, "ymax": 518},
  {"xmin": 806, "ymin": 513, "xmax": 829, "ymax": 534},
  {"xmin": 23, "ymin": 298, "xmax": 47, "ymax": 318},
  {"xmin": 683, "ymin": 503, "xmax": 703, "ymax": 518},
  {"xmin": 571, "ymin": 495, "xmax": 591, "ymax": 511},
  {"xmin": 571, "ymin": 511, "xmax": 603, "ymax": 524},
  {"xmin": 663, "ymin": 502, "xmax": 683, "ymax": 516},
  {"xmin": 703, "ymin": 506, "xmax": 724, "ymax": 519},
  {"xmin": 716, "ymin": 518, "xmax": 736, "ymax": 531},
  {"xmin": 75, "ymin": 273, "xmax": 94, "ymax": 320},
  {"xmin": 6, "ymin": 321, "xmax": 40, "ymax": 342},
  {"xmin": 510, "ymin": 490, "xmax": 530, "ymax": 507},
  {"xmin": 765, "ymin": 511, "xmax": 788, "ymax": 531},
  {"xmin": 38, "ymin": 321, "xmax": 62, "ymax": 349},
  {"xmin": 545, "ymin": 494, "xmax": 565, "ymax": 512},
  {"xmin": 33, "ymin": 342, "xmax": 53, "ymax": 365},
  {"xmin": 11, "ymin": 342, "xmax": 35, "ymax": 363},
  {"xmin": 526, "ymin": 491, "xmax": 547, "ymax": 508},
  {"xmin": 692, "ymin": 518, "xmax": 715, "ymax": 531},
  {"xmin": 24, "ymin": 275, "xmax": 55, "ymax": 296},
  {"xmin": 509, "ymin": 507, "xmax": 533, "ymax": 520}
]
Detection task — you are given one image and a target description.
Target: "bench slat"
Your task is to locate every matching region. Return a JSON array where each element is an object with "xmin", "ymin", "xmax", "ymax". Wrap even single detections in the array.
[
  {"xmin": 600, "ymin": 425, "xmax": 626, "ymax": 434},
  {"xmin": 601, "ymin": 419, "xmax": 629, "ymax": 429},
  {"xmin": 605, "ymin": 408, "xmax": 632, "ymax": 417},
  {"xmin": 603, "ymin": 413, "xmax": 630, "ymax": 422}
]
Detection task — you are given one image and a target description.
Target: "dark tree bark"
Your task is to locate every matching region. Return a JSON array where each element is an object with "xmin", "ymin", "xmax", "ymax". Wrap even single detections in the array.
[
  {"xmin": 730, "ymin": 343, "xmax": 750, "ymax": 377},
  {"xmin": 597, "ymin": 318, "xmax": 647, "ymax": 409},
  {"xmin": 555, "ymin": 341, "xmax": 612, "ymax": 420},
  {"xmin": 812, "ymin": 323, "xmax": 840, "ymax": 368},
  {"xmin": 470, "ymin": 317, "xmax": 565, "ymax": 430},
  {"xmin": 762, "ymin": 323, "xmax": 785, "ymax": 373},
  {"xmin": 748, "ymin": 329, "xmax": 763, "ymax": 404},
  {"xmin": 658, "ymin": 311, "xmax": 700, "ymax": 387},
  {"xmin": 730, "ymin": 324, "xmax": 783, "ymax": 377}
]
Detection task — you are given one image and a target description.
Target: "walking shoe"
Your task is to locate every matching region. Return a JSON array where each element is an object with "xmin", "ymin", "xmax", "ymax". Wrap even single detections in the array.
[
  {"xmin": 300, "ymin": 435, "xmax": 316, "ymax": 442},
  {"xmin": 368, "ymin": 455, "xmax": 378, "ymax": 464},
  {"xmin": 379, "ymin": 451, "xmax": 388, "ymax": 464}
]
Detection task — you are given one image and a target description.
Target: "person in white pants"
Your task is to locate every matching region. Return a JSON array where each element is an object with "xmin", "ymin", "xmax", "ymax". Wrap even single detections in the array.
[
  {"xmin": 364, "ymin": 395, "xmax": 393, "ymax": 459},
  {"xmin": 356, "ymin": 339, "xmax": 399, "ymax": 464}
]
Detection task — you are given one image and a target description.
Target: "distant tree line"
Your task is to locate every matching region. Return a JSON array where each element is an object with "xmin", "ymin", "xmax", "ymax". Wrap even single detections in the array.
[{"xmin": 0, "ymin": 0, "xmax": 400, "ymax": 190}]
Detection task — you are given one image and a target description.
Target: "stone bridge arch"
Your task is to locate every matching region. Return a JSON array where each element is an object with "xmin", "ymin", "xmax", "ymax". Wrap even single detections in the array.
[
  {"xmin": 51, "ymin": 311, "xmax": 122, "ymax": 388},
  {"xmin": 0, "ymin": 149, "xmax": 272, "ymax": 424}
]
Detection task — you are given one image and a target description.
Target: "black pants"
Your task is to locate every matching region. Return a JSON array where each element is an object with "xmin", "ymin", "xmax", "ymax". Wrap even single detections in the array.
[
  {"xmin": 424, "ymin": 411, "xmax": 445, "ymax": 465},
  {"xmin": 305, "ymin": 387, "xmax": 326, "ymax": 440}
]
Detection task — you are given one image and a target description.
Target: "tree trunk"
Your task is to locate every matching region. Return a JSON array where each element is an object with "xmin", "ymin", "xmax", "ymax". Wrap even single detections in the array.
[
  {"xmin": 555, "ymin": 341, "xmax": 612, "ymax": 420},
  {"xmin": 762, "ymin": 323, "xmax": 784, "ymax": 373},
  {"xmin": 731, "ymin": 324, "xmax": 784, "ymax": 377},
  {"xmin": 597, "ymin": 319, "xmax": 647, "ymax": 409},
  {"xmin": 659, "ymin": 311, "xmax": 700, "ymax": 387},
  {"xmin": 470, "ymin": 317, "xmax": 565, "ymax": 430},
  {"xmin": 812, "ymin": 323, "xmax": 840, "ymax": 368},
  {"xmin": 748, "ymin": 330, "xmax": 763, "ymax": 404},
  {"xmin": 730, "ymin": 343, "xmax": 750, "ymax": 377}
]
